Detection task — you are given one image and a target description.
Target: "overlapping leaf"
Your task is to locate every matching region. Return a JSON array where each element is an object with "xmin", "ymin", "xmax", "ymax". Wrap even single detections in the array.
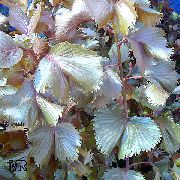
[
  {"xmin": 55, "ymin": 0, "xmax": 91, "ymax": 41},
  {"xmin": 0, "ymin": 31, "xmax": 23, "ymax": 68},
  {"xmin": 36, "ymin": 95, "xmax": 64, "ymax": 126},
  {"xmin": 8, "ymin": 3, "xmax": 42, "ymax": 35},
  {"xmin": 84, "ymin": 0, "xmax": 137, "ymax": 35},
  {"xmin": 134, "ymin": 0, "xmax": 162, "ymax": 26},
  {"xmin": 0, "ymin": 81, "xmax": 38, "ymax": 126},
  {"xmin": 96, "ymin": 68, "xmax": 122, "ymax": 100},
  {"xmin": 34, "ymin": 42, "xmax": 104, "ymax": 103},
  {"xmin": 93, "ymin": 106, "xmax": 126, "ymax": 154},
  {"xmin": 128, "ymin": 27, "xmax": 173, "ymax": 71},
  {"xmin": 155, "ymin": 116, "xmax": 180, "ymax": 153},
  {"xmin": 29, "ymin": 123, "xmax": 81, "ymax": 166},
  {"xmin": 93, "ymin": 107, "xmax": 161, "ymax": 157},
  {"xmin": 144, "ymin": 61, "xmax": 178, "ymax": 92},
  {"xmin": 104, "ymin": 168, "xmax": 145, "ymax": 180},
  {"xmin": 119, "ymin": 116, "xmax": 162, "ymax": 159}
]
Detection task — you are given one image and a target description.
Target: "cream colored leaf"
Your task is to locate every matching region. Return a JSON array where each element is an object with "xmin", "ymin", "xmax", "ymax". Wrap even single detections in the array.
[
  {"xmin": 55, "ymin": 1, "xmax": 90, "ymax": 41},
  {"xmin": 0, "ymin": 31, "xmax": 23, "ymax": 68},
  {"xmin": 115, "ymin": 0, "xmax": 137, "ymax": 35},
  {"xmin": 144, "ymin": 82, "xmax": 169, "ymax": 107},
  {"xmin": 0, "ymin": 85, "xmax": 17, "ymax": 99},
  {"xmin": 83, "ymin": 0, "xmax": 114, "ymax": 28},
  {"xmin": 36, "ymin": 95, "xmax": 64, "ymax": 126},
  {"xmin": 144, "ymin": 61, "xmax": 178, "ymax": 92},
  {"xmin": 97, "ymin": 68, "xmax": 122, "ymax": 100},
  {"xmin": 55, "ymin": 123, "xmax": 81, "ymax": 162},
  {"xmin": 135, "ymin": 4, "xmax": 162, "ymax": 26}
]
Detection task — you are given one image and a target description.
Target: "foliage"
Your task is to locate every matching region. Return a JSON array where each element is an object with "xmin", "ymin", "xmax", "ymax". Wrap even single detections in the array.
[{"xmin": 0, "ymin": 0, "xmax": 179, "ymax": 179}]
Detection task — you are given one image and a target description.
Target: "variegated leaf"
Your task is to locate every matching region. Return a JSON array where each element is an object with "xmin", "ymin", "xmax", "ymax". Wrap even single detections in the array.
[
  {"xmin": 135, "ymin": 2, "xmax": 162, "ymax": 26},
  {"xmin": 0, "ymin": 31, "xmax": 23, "ymax": 68},
  {"xmin": 118, "ymin": 116, "xmax": 162, "ymax": 159},
  {"xmin": 96, "ymin": 68, "xmax": 122, "ymax": 100},
  {"xmin": 29, "ymin": 123, "xmax": 81, "ymax": 167},
  {"xmin": 0, "ymin": 81, "xmax": 38, "ymax": 126},
  {"xmin": 8, "ymin": 4, "xmax": 29, "ymax": 34},
  {"xmin": 34, "ymin": 57, "xmax": 70, "ymax": 104},
  {"xmin": 104, "ymin": 168, "xmax": 145, "ymax": 180},
  {"xmin": 93, "ymin": 106, "xmax": 126, "ymax": 154},
  {"xmin": 144, "ymin": 82, "xmax": 169, "ymax": 107},
  {"xmin": 28, "ymin": 3, "xmax": 42, "ymax": 35},
  {"xmin": 36, "ymin": 95, "xmax": 64, "ymax": 126},
  {"xmin": 35, "ymin": 42, "xmax": 104, "ymax": 101},
  {"xmin": 155, "ymin": 116, "xmax": 180, "ymax": 153},
  {"xmin": 128, "ymin": 27, "xmax": 173, "ymax": 71},
  {"xmin": 144, "ymin": 61, "xmax": 178, "ymax": 92}
]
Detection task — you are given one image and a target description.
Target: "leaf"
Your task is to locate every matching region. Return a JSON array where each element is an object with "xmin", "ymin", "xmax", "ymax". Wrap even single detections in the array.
[
  {"xmin": 114, "ymin": 0, "xmax": 137, "ymax": 35},
  {"xmin": 96, "ymin": 68, "xmax": 122, "ymax": 100},
  {"xmin": 144, "ymin": 82, "xmax": 169, "ymax": 107},
  {"xmin": 0, "ymin": 80, "xmax": 38, "ymax": 126},
  {"xmin": 135, "ymin": 1, "xmax": 162, "ymax": 26},
  {"xmin": 8, "ymin": 4, "xmax": 29, "ymax": 34},
  {"xmin": 84, "ymin": 0, "xmax": 137, "ymax": 35},
  {"xmin": 0, "ymin": 85, "xmax": 17, "ymax": 99},
  {"xmin": 34, "ymin": 42, "xmax": 104, "ymax": 100},
  {"xmin": 155, "ymin": 116, "xmax": 180, "ymax": 153},
  {"xmin": 0, "ymin": 31, "xmax": 23, "ymax": 68},
  {"xmin": 118, "ymin": 116, "xmax": 162, "ymax": 159},
  {"xmin": 55, "ymin": 1, "xmax": 90, "ymax": 41},
  {"xmin": 144, "ymin": 61, "xmax": 178, "ymax": 92},
  {"xmin": 34, "ymin": 57, "xmax": 70, "ymax": 104},
  {"xmin": 28, "ymin": 3, "xmax": 42, "ymax": 35},
  {"xmin": 93, "ymin": 106, "xmax": 126, "ymax": 154},
  {"xmin": 36, "ymin": 95, "xmax": 64, "ymax": 126},
  {"xmin": 83, "ymin": 0, "xmax": 114, "ymax": 28},
  {"xmin": 104, "ymin": 168, "xmax": 145, "ymax": 180},
  {"xmin": 128, "ymin": 27, "xmax": 173, "ymax": 71},
  {"xmin": 0, "ymin": 13, "xmax": 7, "ymax": 25},
  {"xmin": 29, "ymin": 123, "xmax": 81, "ymax": 166}
]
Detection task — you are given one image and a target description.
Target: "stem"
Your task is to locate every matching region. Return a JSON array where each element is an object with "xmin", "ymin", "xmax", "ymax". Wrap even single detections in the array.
[
  {"xmin": 129, "ymin": 161, "xmax": 153, "ymax": 168},
  {"xmin": 126, "ymin": 157, "xmax": 130, "ymax": 170},
  {"xmin": 114, "ymin": 32, "xmax": 128, "ymax": 118}
]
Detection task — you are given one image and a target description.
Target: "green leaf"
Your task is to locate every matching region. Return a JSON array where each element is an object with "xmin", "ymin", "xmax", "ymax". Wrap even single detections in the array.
[
  {"xmin": 104, "ymin": 168, "xmax": 145, "ymax": 180},
  {"xmin": 155, "ymin": 116, "xmax": 180, "ymax": 153},
  {"xmin": 118, "ymin": 116, "xmax": 162, "ymax": 159},
  {"xmin": 29, "ymin": 123, "xmax": 81, "ymax": 167},
  {"xmin": 0, "ymin": 31, "xmax": 23, "ymax": 68},
  {"xmin": 36, "ymin": 95, "xmax": 64, "ymax": 126},
  {"xmin": 93, "ymin": 106, "xmax": 126, "ymax": 154}
]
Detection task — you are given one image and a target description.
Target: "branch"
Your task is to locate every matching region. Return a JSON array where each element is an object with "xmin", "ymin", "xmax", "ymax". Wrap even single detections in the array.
[{"xmin": 114, "ymin": 32, "xmax": 128, "ymax": 118}]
